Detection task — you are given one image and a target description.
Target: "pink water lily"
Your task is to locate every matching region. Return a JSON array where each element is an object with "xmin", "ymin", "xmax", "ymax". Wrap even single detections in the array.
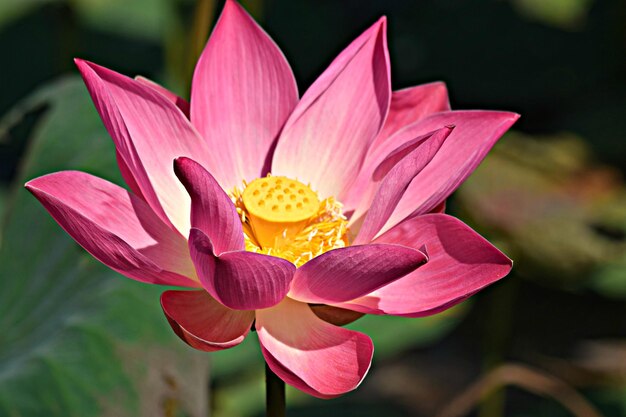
[{"xmin": 26, "ymin": 0, "xmax": 518, "ymax": 399}]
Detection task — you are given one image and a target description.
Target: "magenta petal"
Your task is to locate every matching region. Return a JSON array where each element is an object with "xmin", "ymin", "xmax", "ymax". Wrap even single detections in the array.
[
  {"xmin": 346, "ymin": 111, "xmax": 518, "ymax": 226},
  {"xmin": 161, "ymin": 290, "xmax": 254, "ymax": 351},
  {"xmin": 377, "ymin": 82, "xmax": 450, "ymax": 142},
  {"xmin": 115, "ymin": 150, "xmax": 144, "ymax": 199},
  {"xmin": 26, "ymin": 171, "xmax": 198, "ymax": 287},
  {"xmin": 377, "ymin": 110, "xmax": 519, "ymax": 234},
  {"xmin": 342, "ymin": 82, "xmax": 450, "ymax": 212},
  {"xmin": 338, "ymin": 214, "xmax": 512, "ymax": 317},
  {"xmin": 256, "ymin": 298, "xmax": 373, "ymax": 399},
  {"xmin": 135, "ymin": 76, "xmax": 190, "ymax": 117},
  {"xmin": 191, "ymin": 0, "xmax": 298, "ymax": 190},
  {"xmin": 272, "ymin": 18, "xmax": 391, "ymax": 200},
  {"xmin": 288, "ymin": 243, "xmax": 427, "ymax": 304},
  {"xmin": 188, "ymin": 228, "xmax": 295, "ymax": 310},
  {"xmin": 353, "ymin": 126, "xmax": 453, "ymax": 244},
  {"xmin": 75, "ymin": 59, "xmax": 216, "ymax": 235},
  {"xmin": 174, "ymin": 157, "xmax": 244, "ymax": 255}
]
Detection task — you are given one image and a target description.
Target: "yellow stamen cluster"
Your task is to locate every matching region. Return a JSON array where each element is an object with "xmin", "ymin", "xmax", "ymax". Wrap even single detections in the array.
[{"xmin": 231, "ymin": 175, "xmax": 349, "ymax": 267}]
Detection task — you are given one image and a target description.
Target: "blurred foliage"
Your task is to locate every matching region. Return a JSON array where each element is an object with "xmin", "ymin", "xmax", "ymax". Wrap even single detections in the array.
[
  {"xmin": 0, "ymin": 77, "xmax": 208, "ymax": 417},
  {"xmin": 457, "ymin": 132, "xmax": 626, "ymax": 289},
  {"xmin": 0, "ymin": 0, "xmax": 193, "ymax": 40},
  {"xmin": 511, "ymin": 0, "xmax": 595, "ymax": 29},
  {"xmin": 456, "ymin": 132, "xmax": 626, "ymax": 417}
]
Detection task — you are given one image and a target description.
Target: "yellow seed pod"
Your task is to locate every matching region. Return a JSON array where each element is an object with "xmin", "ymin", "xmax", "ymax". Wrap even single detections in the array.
[{"xmin": 242, "ymin": 176, "xmax": 320, "ymax": 248}]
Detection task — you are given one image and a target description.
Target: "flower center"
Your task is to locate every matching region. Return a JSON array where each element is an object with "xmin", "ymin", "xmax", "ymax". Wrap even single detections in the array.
[{"xmin": 231, "ymin": 175, "xmax": 348, "ymax": 267}]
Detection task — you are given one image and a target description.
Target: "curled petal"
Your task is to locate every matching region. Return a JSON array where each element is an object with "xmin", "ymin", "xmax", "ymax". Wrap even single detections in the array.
[
  {"xmin": 353, "ymin": 126, "xmax": 453, "ymax": 244},
  {"xmin": 342, "ymin": 82, "xmax": 450, "ymax": 212},
  {"xmin": 189, "ymin": 228, "xmax": 295, "ymax": 310},
  {"xmin": 26, "ymin": 171, "xmax": 197, "ymax": 287},
  {"xmin": 174, "ymin": 157, "xmax": 244, "ymax": 255},
  {"xmin": 377, "ymin": 110, "xmax": 520, "ymax": 234},
  {"xmin": 191, "ymin": 0, "xmax": 298, "ymax": 189},
  {"xmin": 348, "ymin": 111, "xmax": 518, "ymax": 228},
  {"xmin": 337, "ymin": 214, "xmax": 512, "ymax": 317},
  {"xmin": 272, "ymin": 17, "xmax": 391, "ymax": 200},
  {"xmin": 256, "ymin": 298, "xmax": 373, "ymax": 398},
  {"xmin": 289, "ymin": 243, "xmax": 427, "ymax": 304},
  {"xmin": 161, "ymin": 290, "xmax": 254, "ymax": 351}
]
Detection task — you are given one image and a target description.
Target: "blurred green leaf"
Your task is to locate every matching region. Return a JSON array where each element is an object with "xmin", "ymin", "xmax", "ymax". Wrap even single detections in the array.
[
  {"xmin": 73, "ymin": 0, "xmax": 174, "ymax": 41},
  {"xmin": 512, "ymin": 0, "xmax": 594, "ymax": 30},
  {"xmin": 0, "ymin": 186, "xmax": 6, "ymax": 231},
  {"xmin": 591, "ymin": 263, "xmax": 626, "ymax": 298},
  {"xmin": 0, "ymin": 0, "xmax": 189, "ymax": 41},
  {"xmin": 457, "ymin": 132, "xmax": 626, "ymax": 288},
  {"xmin": 0, "ymin": 76, "xmax": 208, "ymax": 417},
  {"xmin": 0, "ymin": 0, "xmax": 56, "ymax": 30},
  {"xmin": 590, "ymin": 197, "xmax": 626, "ymax": 299}
]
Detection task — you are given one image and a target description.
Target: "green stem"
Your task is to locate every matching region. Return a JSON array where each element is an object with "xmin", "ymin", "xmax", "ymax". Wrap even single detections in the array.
[
  {"xmin": 478, "ymin": 278, "xmax": 518, "ymax": 417},
  {"xmin": 266, "ymin": 363, "xmax": 286, "ymax": 417}
]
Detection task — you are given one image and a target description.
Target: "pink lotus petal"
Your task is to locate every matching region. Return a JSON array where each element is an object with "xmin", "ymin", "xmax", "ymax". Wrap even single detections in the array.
[
  {"xmin": 271, "ymin": 18, "xmax": 390, "ymax": 200},
  {"xmin": 347, "ymin": 111, "xmax": 518, "ymax": 227},
  {"xmin": 342, "ymin": 82, "xmax": 450, "ymax": 212},
  {"xmin": 161, "ymin": 290, "xmax": 254, "ymax": 351},
  {"xmin": 353, "ymin": 126, "xmax": 453, "ymax": 244},
  {"xmin": 191, "ymin": 0, "xmax": 298, "ymax": 190},
  {"xmin": 288, "ymin": 243, "xmax": 427, "ymax": 304},
  {"xmin": 256, "ymin": 298, "xmax": 373, "ymax": 399},
  {"xmin": 26, "ymin": 171, "xmax": 198, "ymax": 287},
  {"xmin": 377, "ymin": 82, "xmax": 450, "ymax": 143},
  {"xmin": 188, "ymin": 228, "xmax": 295, "ymax": 310},
  {"xmin": 337, "ymin": 214, "xmax": 512, "ymax": 317},
  {"xmin": 116, "ymin": 149, "xmax": 144, "ymax": 199},
  {"xmin": 377, "ymin": 110, "xmax": 520, "ymax": 234},
  {"xmin": 174, "ymin": 157, "xmax": 244, "ymax": 255},
  {"xmin": 75, "ymin": 59, "xmax": 216, "ymax": 235},
  {"xmin": 135, "ymin": 76, "xmax": 190, "ymax": 117}
]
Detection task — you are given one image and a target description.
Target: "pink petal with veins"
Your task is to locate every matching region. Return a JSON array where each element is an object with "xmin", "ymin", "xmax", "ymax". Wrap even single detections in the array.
[
  {"xmin": 289, "ymin": 243, "xmax": 427, "ymax": 304},
  {"xmin": 75, "ymin": 59, "xmax": 217, "ymax": 235},
  {"xmin": 272, "ymin": 18, "xmax": 390, "ymax": 200},
  {"xmin": 188, "ymin": 228, "xmax": 295, "ymax": 310},
  {"xmin": 337, "ymin": 214, "xmax": 512, "ymax": 317},
  {"xmin": 191, "ymin": 0, "xmax": 298, "ymax": 190},
  {"xmin": 161, "ymin": 289, "xmax": 254, "ymax": 351},
  {"xmin": 26, "ymin": 171, "xmax": 197, "ymax": 287},
  {"xmin": 256, "ymin": 298, "xmax": 373, "ymax": 399}
]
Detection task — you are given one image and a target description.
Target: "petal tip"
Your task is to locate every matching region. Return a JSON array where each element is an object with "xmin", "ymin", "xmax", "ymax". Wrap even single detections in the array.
[
  {"xmin": 221, "ymin": 0, "xmax": 248, "ymax": 18},
  {"xmin": 74, "ymin": 58, "xmax": 96, "ymax": 74},
  {"xmin": 172, "ymin": 155, "xmax": 187, "ymax": 172},
  {"xmin": 172, "ymin": 156, "xmax": 199, "ymax": 185}
]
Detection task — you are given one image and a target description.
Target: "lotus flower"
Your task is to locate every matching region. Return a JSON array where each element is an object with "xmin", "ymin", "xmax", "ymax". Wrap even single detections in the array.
[{"xmin": 25, "ymin": 0, "xmax": 518, "ymax": 399}]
